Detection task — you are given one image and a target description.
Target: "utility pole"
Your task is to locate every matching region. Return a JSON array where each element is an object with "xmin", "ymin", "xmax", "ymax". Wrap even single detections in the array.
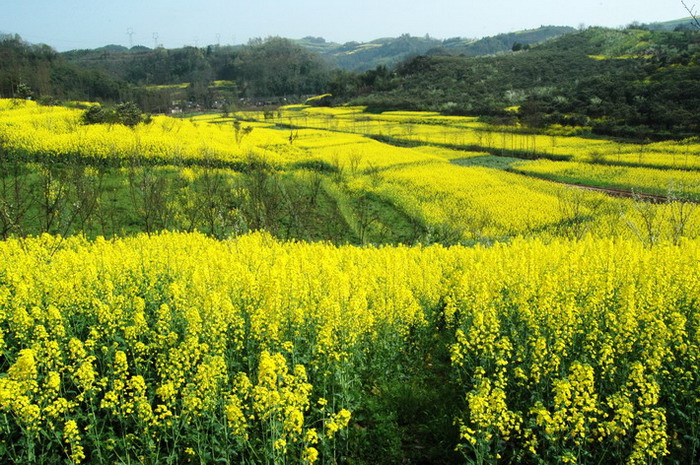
[
  {"xmin": 127, "ymin": 28, "xmax": 134, "ymax": 48},
  {"xmin": 153, "ymin": 32, "xmax": 159, "ymax": 49}
]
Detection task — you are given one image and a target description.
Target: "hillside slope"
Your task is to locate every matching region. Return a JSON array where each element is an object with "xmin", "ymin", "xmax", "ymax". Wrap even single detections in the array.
[{"xmin": 344, "ymin": 27, "xmax": 700, "ymax": 139}]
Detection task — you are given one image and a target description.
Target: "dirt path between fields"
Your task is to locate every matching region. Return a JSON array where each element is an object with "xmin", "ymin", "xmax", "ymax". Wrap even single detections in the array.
[
  {"xmin": 451, "ymin": 157, "xmax": 683, "ymax": 203},
  {"xmin": 535, "ymin": 178, "xmax": 671, "ymax": 203}
]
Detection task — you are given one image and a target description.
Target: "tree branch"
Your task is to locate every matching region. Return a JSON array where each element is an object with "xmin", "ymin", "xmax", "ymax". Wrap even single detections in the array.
[{"xmin": 682, "ymin": 0, "xmax": 700, "ymax": 29}]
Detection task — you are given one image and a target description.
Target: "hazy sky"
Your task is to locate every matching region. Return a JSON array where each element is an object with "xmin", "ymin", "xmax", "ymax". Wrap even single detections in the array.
[{"xmin": 0, "ymin": 0, "xmax": 691, "ymax": 51}]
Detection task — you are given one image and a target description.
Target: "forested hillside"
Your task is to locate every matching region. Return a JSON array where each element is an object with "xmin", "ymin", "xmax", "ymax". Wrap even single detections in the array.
[
  {"xmin": 344, "ymin": 27, "xmax": 700, "ymax": 139},
  {"xmin": 0, "ymin": 34, "xmax": 128, "ymax": 101},
  {"xmin": 63, "ymin": 37, "xmax": 329, "ymax": 96}
]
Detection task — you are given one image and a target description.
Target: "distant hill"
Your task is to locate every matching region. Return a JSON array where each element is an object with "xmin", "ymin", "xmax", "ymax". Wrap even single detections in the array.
[
  {"xmin": 432, "ymin": 26, "xmax": 578, "ymax": 57},
  {"xmin": 641, "ymin": 17, "xmax": 698, "ymax": 31},
  {"xmin": 94, "ymin": 44, "xmax": 129, "ymax": 52},
  {"xmin": 294, "ymin": 26, "xmax": 576, "ymax": 71}
]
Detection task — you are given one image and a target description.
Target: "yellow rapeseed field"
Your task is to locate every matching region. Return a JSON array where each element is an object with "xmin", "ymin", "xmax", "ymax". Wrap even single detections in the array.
[
  {"xmin": 260, "ymin": 106, "xmax": 700, "ymax": 170},
  {"xmin": 0, "ymin": 232, "xmax": 698, "ymax": 464},
  {"xmin": 1, "ymin": 99, "xmax": 699, "ymax": 464}
]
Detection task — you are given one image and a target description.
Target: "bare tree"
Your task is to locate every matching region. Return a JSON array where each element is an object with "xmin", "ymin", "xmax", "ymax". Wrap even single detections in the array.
[
  {"xmin": 0, "ymin": 162, "xmax": 32, "ymax": 238},
  {"xmin": 233, "ymin": 120, "xmax": 253, "ymax": 146},
  {"xmin": 127, "ymin": 165, "xmax": 170, "ymax": 235},
  {"xmin": 37, "ymin": 166, "xmax": 69, "ymax": 234},
  {"xmin": 666, "ymin": 184, "xmax": 697, "ymax": 245},
  {"xmin": 70, "ymin": 166, "xmax": 104, "ymax": 232}
]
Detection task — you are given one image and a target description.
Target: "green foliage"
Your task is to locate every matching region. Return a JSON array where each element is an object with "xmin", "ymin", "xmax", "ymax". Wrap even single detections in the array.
[
  {"xmin": 115, "ymin": 102, "xmax": 143, "ymax": 127},
  {"xmin": 81, "ymin": 102, "xmax": 148, "ymax": 127},
  {"xmin": 81, "ymin": 105, "xmax": 107, "ymax": 124},
  {"xmin": 14, "ymin": 82, "xmax": 32, "ymax": 99}
]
